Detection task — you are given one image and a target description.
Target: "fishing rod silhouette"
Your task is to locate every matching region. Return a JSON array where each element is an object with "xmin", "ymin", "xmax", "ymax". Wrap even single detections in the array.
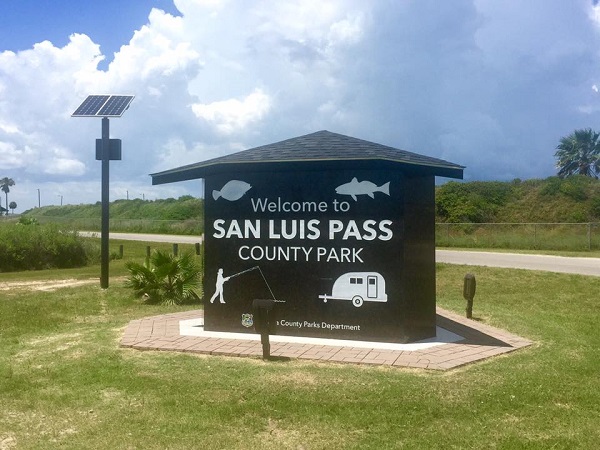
[{"xmin": 209, "ymin": 265, "xmax": 284, "ymax": 304}]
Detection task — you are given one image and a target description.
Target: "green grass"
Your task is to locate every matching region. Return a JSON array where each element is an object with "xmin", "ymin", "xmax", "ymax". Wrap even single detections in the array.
[
  {"xmin": 436, "ymin": 222, "xmax": 600, "ymax": 251},
  {"xmin": 1, "ymin": 259, "xmax": 599, "ymax": 448}
]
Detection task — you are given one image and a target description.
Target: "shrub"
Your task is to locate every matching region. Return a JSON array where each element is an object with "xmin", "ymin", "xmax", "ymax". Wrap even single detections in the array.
[
  {"xmin": 559, "ymin": 175, "xmax": 590, "ymax": 201},
  {"xmin": 435, "ymin": 181, "xmax": 513, "ymax": 223},
  {"xmin": 0, "ymin": 224, "xmax": 99, "ymax": 272},
  {"xmin": 18, "ymin": 216, "xmax": 38, "ymax": 225},
  {"xmin": 125, "ymin": 250, "xmax": 202, "ymax": 305}
]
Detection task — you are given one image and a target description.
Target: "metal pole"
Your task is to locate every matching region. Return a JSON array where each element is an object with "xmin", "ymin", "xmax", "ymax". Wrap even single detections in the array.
[{"xmin": 100, "ymin": 117, "xmax": 110, "ymax": 289}]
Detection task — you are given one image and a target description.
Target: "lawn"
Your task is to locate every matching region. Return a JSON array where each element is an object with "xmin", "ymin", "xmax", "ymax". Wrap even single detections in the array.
[{"xmin": 0, "ymin": 245, "xmax": 599, "ymax": 449}]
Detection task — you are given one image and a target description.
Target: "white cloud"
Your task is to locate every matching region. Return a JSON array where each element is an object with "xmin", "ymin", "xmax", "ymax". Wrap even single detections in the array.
[
  {"xmin": 192, "ymin": 89, "xmax": 271, "ymax": 134},
  {"xmin": 327, "ymin": 13, "xmax": 365, "ymax": 47},
  {"xmin": 0, "ymin": 120, "xmax": 20, "ymax": 135},
  {"xmin": 107, "ymin": 9, "xmax": 201, "ymax": 84},
  {"xmin": 0, "ymin": 142, "xmax": 27, "ymax": 169},
  {"xmin": 590, "ymin": 2, "xmax": 600, "ymax": 24},
  {"xmin": 154, "ymin": 138, "xmax": 206, "ymax": 172},
  {"xmin": 44, "ymin": 158, "xmax": 86, "ymax": 176}
]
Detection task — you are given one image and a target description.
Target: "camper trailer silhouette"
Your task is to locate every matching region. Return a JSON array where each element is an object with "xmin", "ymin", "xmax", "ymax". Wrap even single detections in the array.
[{"xmin": 319, "ymin": 272, "xmax": 388, "ymax": 307}]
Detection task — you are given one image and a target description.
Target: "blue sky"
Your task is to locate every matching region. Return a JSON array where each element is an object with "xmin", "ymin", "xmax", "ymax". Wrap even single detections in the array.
[
  {"xmin": 2, "ymin": 0, "xmax": 600, "ymax": 211},
  {"xmin": 1, "ymin": 0, "xmax": 181, "ymax": 69}
]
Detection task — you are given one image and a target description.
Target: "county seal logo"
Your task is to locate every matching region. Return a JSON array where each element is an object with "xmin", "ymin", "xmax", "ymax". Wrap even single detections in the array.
[{"xmin": 241, "ymin": 313, "xmax": 254, "ymax": 328}]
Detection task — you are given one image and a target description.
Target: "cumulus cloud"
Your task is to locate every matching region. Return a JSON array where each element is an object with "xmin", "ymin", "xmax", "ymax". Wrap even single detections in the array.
[
  {"xmin": 2, "ymin": 0, "xmax": 600, "ymax": 210},
  {"xmin": 107, "ymin": 9, "xmax": 200, "ymax": 84},
  {"xmin": 192, "ymin": 89, "xmax": 271, "ymax": 134},
  {"xmin": 44, "ymin": 158, "xmax": 86, "ymax": 176}
]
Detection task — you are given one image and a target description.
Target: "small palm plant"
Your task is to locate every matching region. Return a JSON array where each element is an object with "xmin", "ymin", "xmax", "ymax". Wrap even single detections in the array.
[{"xmin": 125, "ymin": 250, "xmax": 202, "ymax": 305}]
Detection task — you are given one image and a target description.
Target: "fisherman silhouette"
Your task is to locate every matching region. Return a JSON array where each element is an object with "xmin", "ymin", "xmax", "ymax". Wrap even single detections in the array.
[{"xmin": 209, "ymin": 268, "xmax": 230, "ymax": 304}]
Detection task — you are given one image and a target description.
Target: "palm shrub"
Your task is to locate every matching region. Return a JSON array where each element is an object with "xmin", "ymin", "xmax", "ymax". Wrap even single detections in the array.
[{"xmin": 125, "ymin": 250, "xmax": 202, "ymax": 305}]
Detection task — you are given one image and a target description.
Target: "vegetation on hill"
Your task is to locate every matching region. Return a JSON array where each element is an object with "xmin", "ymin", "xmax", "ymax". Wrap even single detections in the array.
[
  {"xmin": 17, "ymin": 177, "xmax": 600, "ymax": 226},
  {"xmin": 22, "ymin": 195, "xmax": 203, "ymax": 221},
  {"xmin": 436, "ymin": 175, "xmax": 600, "ymax": 223},
  {"xmin": 21, "ymin": 195, "xmax": 204, "ymax": 234}
]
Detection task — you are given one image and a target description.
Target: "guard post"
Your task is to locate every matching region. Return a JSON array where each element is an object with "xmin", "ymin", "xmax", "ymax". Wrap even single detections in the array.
[
  {"xmin": 463, "ymin": 273, "xmax": 476, "ymax": 319},
  {"xmin": 252, "ymin": 299, "xmax": 276, "ymax": 359}
]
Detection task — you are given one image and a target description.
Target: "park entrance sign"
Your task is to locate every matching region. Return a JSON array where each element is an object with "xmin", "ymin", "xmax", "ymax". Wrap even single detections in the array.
[{"xmin": 151, "ymin": 131, "xmax": 464, "ymax": 343}]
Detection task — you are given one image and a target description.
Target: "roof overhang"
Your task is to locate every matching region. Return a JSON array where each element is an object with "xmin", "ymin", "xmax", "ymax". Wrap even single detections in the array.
[{"xmin": 151, "ymin": 158, "xmax": 464, "ymax": 185}]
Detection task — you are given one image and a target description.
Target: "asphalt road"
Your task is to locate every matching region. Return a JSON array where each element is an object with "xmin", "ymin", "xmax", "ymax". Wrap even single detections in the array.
[
  {"xmin": 436, "ymin": 249, "xmax": 600, "ymax": 277},
  {"xmin": 80, "ymin": 231, "xmax": 203, "ymax": 244},
  {"xmin": 82, "ymin": 232, "xmax": 600, "ymax": 277}
]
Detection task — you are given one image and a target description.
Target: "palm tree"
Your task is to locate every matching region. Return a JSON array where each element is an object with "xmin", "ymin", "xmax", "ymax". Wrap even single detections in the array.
[
  {"xmin": 554, "ymin": 128, "xmax": 600, "ymax": 178},
  {"xmin": 0, "ymin": 177, "xmax": 15, "ymax": 216}
]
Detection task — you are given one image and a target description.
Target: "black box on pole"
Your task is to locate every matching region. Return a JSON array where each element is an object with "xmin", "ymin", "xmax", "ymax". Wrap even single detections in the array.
[{"xmin": 96, "ymin": 139, "xmax": 122, "ymax": 160}]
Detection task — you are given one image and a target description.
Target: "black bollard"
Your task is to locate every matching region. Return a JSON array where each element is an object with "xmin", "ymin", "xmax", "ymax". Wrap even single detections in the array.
[
  {"xmin": 463, "ymin": 273, "xmax": 476, "ymax": 319},
  {"xmin": 172, "ymin": 243, "xmax": 179, "ymax": 256},
  {"xmin": 252, "ymin": 299, "xmax": 276, "ymax": 359},
  {"xmin": 195, "ymin": 242, "xmax": 201, "ymax": 255}
]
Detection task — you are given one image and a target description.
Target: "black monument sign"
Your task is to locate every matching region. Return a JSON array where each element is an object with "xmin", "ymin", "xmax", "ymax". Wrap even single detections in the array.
[{"xmin": 151, "ymin": 131, "xmax": 464, "ymax": 342}]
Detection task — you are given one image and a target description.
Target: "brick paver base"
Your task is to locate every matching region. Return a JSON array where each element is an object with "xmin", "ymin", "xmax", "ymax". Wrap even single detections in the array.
[{"xmin": 120, "ymin": 307, "xmax": 532, "ymax": 370}]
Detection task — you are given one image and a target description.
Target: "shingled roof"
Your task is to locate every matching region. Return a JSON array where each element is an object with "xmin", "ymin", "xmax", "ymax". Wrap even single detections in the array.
[{"xmin": 151, "ymin": 130, "xmax": 464, "ymax": 185}]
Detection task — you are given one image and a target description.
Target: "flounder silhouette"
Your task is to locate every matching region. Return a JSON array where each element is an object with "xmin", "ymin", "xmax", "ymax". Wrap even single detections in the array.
[{"xmin": 213, "ymin": 180, "xmax": 252, "ymax": 201}]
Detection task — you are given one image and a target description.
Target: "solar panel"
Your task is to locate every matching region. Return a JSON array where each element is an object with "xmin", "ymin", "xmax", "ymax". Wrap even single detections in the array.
[
  {"xmin": 72, "ymin": 95, "xmax": 134, "ymax": 117},
  {"xmin": 72, "ymin": 95, "xmax": 110, "ymax": 117}
]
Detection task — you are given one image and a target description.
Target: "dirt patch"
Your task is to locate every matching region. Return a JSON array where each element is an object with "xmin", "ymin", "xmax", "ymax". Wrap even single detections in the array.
[
  {"xmin": 0, "ymin": 279, "xmax": 98, "ymax": 292},
  {"xmin": 0, "ymin": 434, "xmax": 17, "ymax": 450}
]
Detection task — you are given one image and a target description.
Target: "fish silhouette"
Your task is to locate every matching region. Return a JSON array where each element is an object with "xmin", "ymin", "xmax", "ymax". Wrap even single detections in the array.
[
  {"xmin": 335, "ymin": 177, "xmax": 390, "ymax": 201},
  {"xmin": 213, "ymin": 180, "xmax": 252, "ymax": 201}
]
